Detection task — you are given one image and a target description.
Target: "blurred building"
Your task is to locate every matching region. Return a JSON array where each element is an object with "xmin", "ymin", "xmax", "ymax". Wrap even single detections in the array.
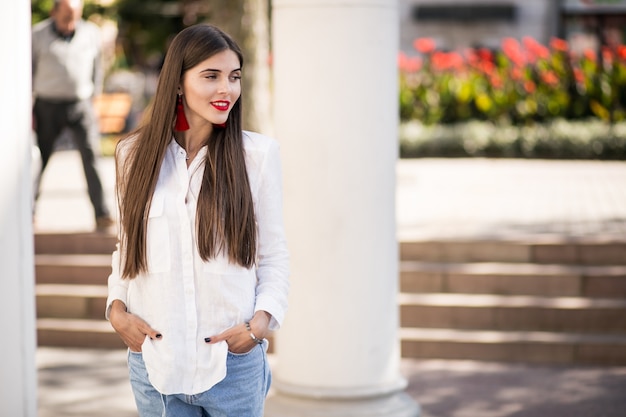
[
  {"xmin": 400, "ymin": 0, "xmax": 626, "ymax": 53},
  {"xmin": 560, "ymin": 0, "xmax": 626, "ymax": 54}
]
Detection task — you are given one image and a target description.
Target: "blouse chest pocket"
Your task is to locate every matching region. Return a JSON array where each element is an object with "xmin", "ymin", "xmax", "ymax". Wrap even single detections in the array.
[
  {"xmin": 146, "ymin": 192, "xmax": 171, "ymax": 273},
  {"xmin": 202, "ymin": 256, "xmax": 251, "ymax": 276},
  {"xmin": 202, "ymin": 257, "xmax": 257, "ymax": 318},
  {"xmin": 202, "ymin": 257, "xmax": 256, "ymax": 297}
]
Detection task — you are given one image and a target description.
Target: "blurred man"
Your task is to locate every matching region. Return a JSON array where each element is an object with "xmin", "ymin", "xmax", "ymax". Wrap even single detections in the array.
[{"xmin": 32, "ymin": 0, "xmax": 113, "ymax": 231}]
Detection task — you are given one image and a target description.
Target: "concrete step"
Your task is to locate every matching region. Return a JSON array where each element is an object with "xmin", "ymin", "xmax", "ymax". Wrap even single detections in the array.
[
  {"xmin": 36, "ymin": 284, "xmax": 108, "ymax": 320},
  {"xmin": 399, "ymin": 293, "xmax": 626, "ymax": 333},
  {"xmin": 400, "ymin": 239, "xmax": 626, "ymax": 265},
  {"xmin": 399, "ymin": 327, "xmax": 626, "ymax": 365},
  {"xmin": 35, "ymin": 254, "xmax": 111, "ymax": 285},
  {"xmin": 35, "ymin": 232, "xmax": 116, "ymax": 255},
  {"xmin": 401, "ymin": 261, "xmax": 626, "ymax": 298},
  {"xmin": 37, "ymin": 318, "xmax": 126, "ymax": 349}
]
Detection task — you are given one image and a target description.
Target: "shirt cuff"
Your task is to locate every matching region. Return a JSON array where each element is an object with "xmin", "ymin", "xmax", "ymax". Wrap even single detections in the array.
[
  {"xmin": 105, "ymin": 289, "xmax": 128, "ymax": 320},
  {"xmin": 254, "ymin": 297, "xmax": 285, "ymax": 331}
]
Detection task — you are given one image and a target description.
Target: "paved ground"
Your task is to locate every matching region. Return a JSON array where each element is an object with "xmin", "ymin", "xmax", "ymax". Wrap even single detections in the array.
[
  {"xmin": 37, "ymin": 347, "xmax": 626, "ymax": 417},
  {"xmin": 34, "ymin": 150, "xmax": 626, "ymax": 417},
  {"xmin": 396, "ymin": 158, "xmax": 626, "ymax": 241}
]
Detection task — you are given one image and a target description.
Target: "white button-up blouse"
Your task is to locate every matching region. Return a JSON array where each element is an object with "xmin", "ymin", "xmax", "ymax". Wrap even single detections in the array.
[{"xmin": 106, "ymin": 131, "xmax": 289, "ymax": 395}]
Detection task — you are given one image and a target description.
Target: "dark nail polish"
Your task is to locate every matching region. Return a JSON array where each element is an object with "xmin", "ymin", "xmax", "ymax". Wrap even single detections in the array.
[
  {"xmin": 156, "ymin": 334, "xmax": 162, "ymax": 339},
  {"xmin": 204, "ymin": 337, "xmax": 211, "ymax": 343}
]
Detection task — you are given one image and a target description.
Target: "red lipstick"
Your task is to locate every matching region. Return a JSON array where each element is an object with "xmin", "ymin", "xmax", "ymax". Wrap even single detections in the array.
[{"xmin": 211, "ymin": 101, "xmax": 230, "ymax": 112}]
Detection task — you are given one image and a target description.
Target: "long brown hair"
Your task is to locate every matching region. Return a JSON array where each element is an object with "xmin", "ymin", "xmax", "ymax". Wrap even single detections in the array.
[{"xmin": 116, "ymin": 24, "xmax": 256, "ymax": 278}]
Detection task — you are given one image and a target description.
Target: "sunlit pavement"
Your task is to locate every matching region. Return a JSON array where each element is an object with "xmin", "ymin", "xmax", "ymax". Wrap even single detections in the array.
[
  {"xmin": 37, "ymin": 347, "xmax": 626, "ymax": 417},
  {"xmin": 402, "ymin": 359, "xmax": 626, "ymax": 417},
  {"xmin": 35, "ymin": 150, "xmax": 626, "ymax": 417},
  {"xmin": 396, "ymin": 157, "xmax": 626, "ymax": 241},
  {"xmin": 37, "ymin": 348, "xmax": 136, "ymax": 417}
]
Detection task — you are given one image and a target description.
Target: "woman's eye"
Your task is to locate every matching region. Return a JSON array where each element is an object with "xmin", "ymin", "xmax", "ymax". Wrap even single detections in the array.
[{"xmin": 230, "ymin": 75, "xmax": 242, "ymax": 81}]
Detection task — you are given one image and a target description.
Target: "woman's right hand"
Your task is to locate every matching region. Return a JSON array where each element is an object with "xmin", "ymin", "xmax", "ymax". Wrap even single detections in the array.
[{"xmin": 109, "ymin": 300, "xmax": 162, "ymax": 352}]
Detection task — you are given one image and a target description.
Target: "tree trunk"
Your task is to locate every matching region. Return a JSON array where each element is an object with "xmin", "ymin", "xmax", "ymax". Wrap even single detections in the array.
[{"xmin": 201, "ymin": 0, "xmax": 272, "ymax": 134}]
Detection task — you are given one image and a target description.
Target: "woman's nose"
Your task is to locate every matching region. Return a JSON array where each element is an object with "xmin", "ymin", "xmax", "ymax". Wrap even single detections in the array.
[{"xmin": 217, "ymin": 77, "xmax": 231, "ymax": 93}]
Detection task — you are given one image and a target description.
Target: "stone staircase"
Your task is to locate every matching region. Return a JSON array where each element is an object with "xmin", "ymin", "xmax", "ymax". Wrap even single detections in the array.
[
  {"xmin": 36, "ymin": 233, "xmax": 626, "ymax": 365},
  {"xmin": 399, "ymin": 239, "xmax": 626, "ymax": 365},
  {"xmin": 35, "ymin": 232, "xmax": 123, "ymax": 349}
]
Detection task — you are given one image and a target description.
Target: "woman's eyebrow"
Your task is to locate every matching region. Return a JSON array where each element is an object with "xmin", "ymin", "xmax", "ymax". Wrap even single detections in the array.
[{"xmin": 199, "ymin": 68, "xmax": 242, "ymax": 73}]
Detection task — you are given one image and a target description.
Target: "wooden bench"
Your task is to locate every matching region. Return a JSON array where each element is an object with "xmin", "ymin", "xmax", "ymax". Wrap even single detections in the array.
[{"xmin": 93, "ymin": 93, "xmax": 132, "ymax": 135}]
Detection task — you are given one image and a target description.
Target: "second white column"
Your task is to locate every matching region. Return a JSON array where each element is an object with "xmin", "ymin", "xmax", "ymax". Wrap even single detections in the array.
[{"xmin": 266, "ymin": 0, "xmax": 419, "ymax": 415}]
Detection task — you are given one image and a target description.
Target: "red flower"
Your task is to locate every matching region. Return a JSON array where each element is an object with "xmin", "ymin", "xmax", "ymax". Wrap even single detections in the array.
[
  {"xmin": 583, "ymin": 48, "xmax": 597, "ymax": 62},
  {"xmin": 490, "ymin": 74, "xmax": 503, "ymax": 89},
  {"xmin": 398, "ymin": 51, "xmax": 408, "ymax": 69},
  {"xmin": 602, "ymin": 46, "xmax": 614, "ymax": 66},
  {"xmin": 431, "ymin": 51, "xmax": 464, "ymax": 72},
  {"xmin": 465, "ymin": 48, "xmax": 479, "ymax": 66},
  {"xmin": 540, "ymin": 70, "xmax": 559, "ymax": 86},
  {"xmin": 573, "ymin": 68, "xmax": 585, "ymax": 84},
  {"xmin": 413, "ymin": 37, "xmax": 436, "ymax": 54},
  {"xmin": 502, "ymin": 37, "xmax": 526, "ymax": 67},
  {"xmin": 523, "ymin": 36, "xmax": 550, "ymax": 62},
  {"xmin": 524, "ymin": 80, "xmax": 536, "ymax": 93},
  {"xmin": 477, "ymin": 48, "xmax": 494, "ymax": 62},
  {"xmin": 478, "ymin": 61, "xmax": 496, "ymax": 76},
  {"xmin": 617, "ymin": 45, "xmax": 626, "ymax": 60},
  {"xmin": 397, "ymin": 52, "xmax": 422, "ymax": 72},
  {"xmin": 550, "ymin": 37, "xmax": 569, "ymax": 52},
  {"xmin": 510, "ymin": 67, "xmax": 524, "ymax": 81},
  {"xmin": 406, "ymin": 56, "xmax": 422, "ymax": 72}
]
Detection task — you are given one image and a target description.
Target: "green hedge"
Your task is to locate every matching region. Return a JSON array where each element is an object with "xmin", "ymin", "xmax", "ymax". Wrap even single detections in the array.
[{"xmin": 399, "ymin": 119, "xmax": 626, "ymax": 159}]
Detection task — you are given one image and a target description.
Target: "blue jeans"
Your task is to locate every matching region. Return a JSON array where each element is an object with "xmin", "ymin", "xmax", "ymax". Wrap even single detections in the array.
[{"xmin": 128, "ymin": 344, "xmax": 271, "ymax": 417}]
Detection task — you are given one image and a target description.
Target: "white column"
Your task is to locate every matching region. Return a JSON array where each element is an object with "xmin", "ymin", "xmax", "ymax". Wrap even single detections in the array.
[
  {"xmin": 267, "ymin": 1, "xmax": 419, "ymax": 415},
  {"xmin": 0, "ymin": 3, "xmax": 38, "ymax": 417}
]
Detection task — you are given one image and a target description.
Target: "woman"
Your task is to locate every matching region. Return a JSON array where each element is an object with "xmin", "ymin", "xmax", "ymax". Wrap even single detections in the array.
[{"xmin": 106, "ymin": 24, "xmax": 289, "ymax": 416}]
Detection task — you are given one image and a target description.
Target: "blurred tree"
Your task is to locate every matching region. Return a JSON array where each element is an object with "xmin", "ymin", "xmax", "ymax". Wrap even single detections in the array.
[
  {"xmin": 116, "ymin": 0, "xmax": 190, "ymax": 69},
  {"xmin": 202, "ymin": 0, "xmax": 272, "ymax": 134}
]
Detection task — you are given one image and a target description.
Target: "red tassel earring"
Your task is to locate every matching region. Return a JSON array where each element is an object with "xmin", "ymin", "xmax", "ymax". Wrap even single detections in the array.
[{"xmin": 175, "ymin": 94, "xmax": 189, "ymax": 131}]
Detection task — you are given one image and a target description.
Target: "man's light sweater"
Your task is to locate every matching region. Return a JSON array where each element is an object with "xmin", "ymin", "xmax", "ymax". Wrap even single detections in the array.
[{"xmin": 32, "ymin": 18, "xmax": 103, "ymax": 101}]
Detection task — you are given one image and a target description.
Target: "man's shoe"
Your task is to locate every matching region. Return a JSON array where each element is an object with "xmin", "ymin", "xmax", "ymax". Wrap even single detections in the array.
[{"xmin": 96, "ymin": 215, "xmax": 115, "ymax": 232}]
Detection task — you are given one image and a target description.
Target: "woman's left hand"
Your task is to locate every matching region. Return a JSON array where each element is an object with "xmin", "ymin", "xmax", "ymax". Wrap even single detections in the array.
[{"xmin": 205, "ymin": 311, "xmax": 271, "ymax": 354}]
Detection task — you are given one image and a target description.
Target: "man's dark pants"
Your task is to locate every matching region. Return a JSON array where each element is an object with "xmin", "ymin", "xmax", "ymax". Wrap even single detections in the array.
[{"xmin": 33, "ymin": 97, "xmax": 110, "ymax": 219}]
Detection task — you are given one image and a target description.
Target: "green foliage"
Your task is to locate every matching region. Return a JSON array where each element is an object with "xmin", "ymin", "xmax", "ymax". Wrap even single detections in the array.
[
  {"xmin": 31, "ymin": 0, "xmax": 115, "ymax": 24},
  {"xmin": 31, "ymin": 0, "xmax": 54, "ymax": 24}
]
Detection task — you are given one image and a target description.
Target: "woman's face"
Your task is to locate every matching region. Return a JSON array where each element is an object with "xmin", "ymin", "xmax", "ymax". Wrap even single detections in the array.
[{"xmin": 180, "ymin": 49, "xmax": 242, "ymax": 129}]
